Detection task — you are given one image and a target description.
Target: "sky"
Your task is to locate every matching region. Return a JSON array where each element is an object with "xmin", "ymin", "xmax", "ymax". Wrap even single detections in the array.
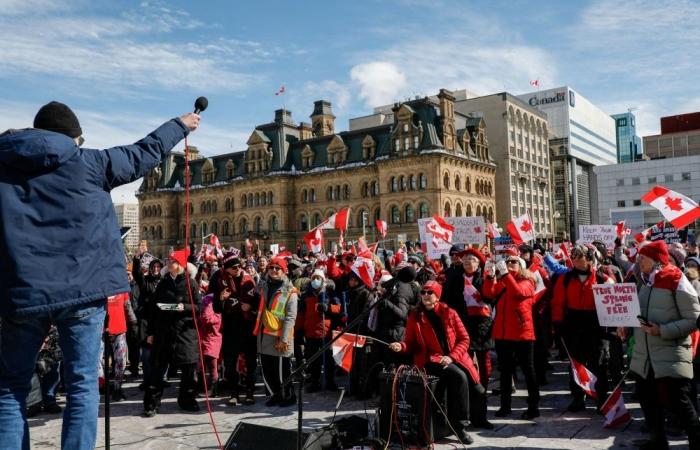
[{"xmin": 2, "ymin": 0, "xmax": 699, "ymax": 203}]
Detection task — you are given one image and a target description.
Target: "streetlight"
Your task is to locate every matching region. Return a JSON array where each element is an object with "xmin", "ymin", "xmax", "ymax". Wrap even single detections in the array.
[{"xmin": 362, "ymin": 210, "xmax": 368, "ymax": 238}]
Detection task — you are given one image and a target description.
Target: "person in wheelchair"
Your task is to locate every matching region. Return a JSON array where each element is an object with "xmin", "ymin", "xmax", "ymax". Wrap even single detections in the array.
[{"xmin": 389, "ymin": 280, "xmax": 484, "ymax": 445}]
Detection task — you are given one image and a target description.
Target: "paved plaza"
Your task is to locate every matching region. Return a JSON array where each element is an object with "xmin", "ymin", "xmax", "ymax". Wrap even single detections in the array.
[{"xmin": 28, "ymin": 360, "xmax": 691, "ymax": 450}]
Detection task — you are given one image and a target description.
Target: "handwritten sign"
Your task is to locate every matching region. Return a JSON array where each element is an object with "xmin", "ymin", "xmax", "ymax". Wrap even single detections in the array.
[
  {"xmin": 650, "ymin": 225, "xmax": 681, "ymax": 244},
  {"xmin": 494, "ymin": 236, "xmax": 517, "ymax": 255},
  {"xmin": 418, "ymin": 216, "xmax": 486, "ymax": 258},
  {"xmin": 270, "ymin": 244, "xmax": 280, "ymax": 255},
  {"xmin": 578, "ymin": 225, "xmax": 617, "ymax": 250},
  {"xmin": 592, "ymin": 283, "xmax": 641, "ymax": 327}
]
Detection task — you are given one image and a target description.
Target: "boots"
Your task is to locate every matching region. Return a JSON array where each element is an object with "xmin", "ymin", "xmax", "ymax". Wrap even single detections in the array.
[{"xmin": 454, "ymin": 420, "xmax": 474, "ymax": 445}]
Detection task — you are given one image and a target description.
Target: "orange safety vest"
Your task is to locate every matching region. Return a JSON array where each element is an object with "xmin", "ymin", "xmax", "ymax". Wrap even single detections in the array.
[{"xmin": 254, "ymin": 286, "xmax": 297, "ymax": 338}]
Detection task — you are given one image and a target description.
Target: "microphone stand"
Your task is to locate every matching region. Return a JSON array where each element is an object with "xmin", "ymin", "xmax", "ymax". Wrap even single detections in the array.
[
  {"xmin": 282, "ymin": 292, "xmax": 385, "ymax": 450},
  {"xmin": 103, "ymin": 312, "xmax": 111, "ymax": 450}
]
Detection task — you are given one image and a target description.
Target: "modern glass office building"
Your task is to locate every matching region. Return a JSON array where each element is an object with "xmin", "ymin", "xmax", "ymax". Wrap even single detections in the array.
[{"xmin": 611, "ymin": 111, "xmax": 643, "ymax": 163}]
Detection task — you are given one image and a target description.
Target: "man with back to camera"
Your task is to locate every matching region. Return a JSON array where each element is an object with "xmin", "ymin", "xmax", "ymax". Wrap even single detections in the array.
[{"xmin": 0, "ymin": 101, "xmax": 200, "ymax": 450}]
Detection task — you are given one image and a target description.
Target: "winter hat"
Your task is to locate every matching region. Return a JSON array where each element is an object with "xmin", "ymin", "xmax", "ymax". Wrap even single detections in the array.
[
  {"xmin": 456, "ymin": 248, "xmax": 486, "ymax": 266},
  {"xmin": 638, "ymin": 240, "xmax": 670, "ymax": 265},
  {"xmin": 311, "ymin": 269, "xmax": 326, "ymax": 280},
  {"xmin": 449, "ymin": 244, "xmax": 465, "ymax": 256},
  {"xmin": 668, "ymin": 243, "xmax": 687, "ymax": 267},
  {"xmin": 685, "ymin": 256, "xmax": 700, "ymax": 269},
  {"xmin": 269, "ymin": 255, "xmax": 288, "ymax": 273},
  {"xmin": 379, "ymin": 273, "xmax": 393, "ymax": 285},
  {"xmin": 222, "ymin": 252, "xmax": 240, "ymax": 269},
  {"xmin": 397, "ymin": 266, "xmax": 417, "ymax": 283},
  {"xmin": 518, "ymin": 244, "xmax": 534, "ymax": 256},
  {"xmin": 422, "ymin": 280, "xmax": 442, "ymax": 299},
  {"xmin": 407, "ymin": 254, "xmax": 424, "ymax": 266},
  {"xmin": 34, "ymin": 101, "xmax": 82, "ymax": 138}
]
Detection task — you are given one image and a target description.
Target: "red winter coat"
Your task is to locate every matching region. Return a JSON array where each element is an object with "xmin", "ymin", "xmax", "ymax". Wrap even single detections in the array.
[
  {"xmin": 198, "ymin": 293, "xmax": 222, "ymax": 359},
  {"xmin": 399, "ymin": 302, "xmax": 480, "ymax": 383},
  {"xmin": 551, "ymin": 267, "xmax": 612, "ymax": 323},
  {"xmin": 296, "ymin": 283, "xmax": 342, "ymax": 339},
  {"xmin": 106, "ymin": 293, "xmax": 134, "ymax": 336},
  {"xmin": 482, "ymin": 273, "xmax": 536, "ymax": 341}
]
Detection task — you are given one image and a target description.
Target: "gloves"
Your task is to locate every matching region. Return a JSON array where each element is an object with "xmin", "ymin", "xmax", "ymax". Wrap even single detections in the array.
[
  {"xmin": 495, "ymin": 260, "xmax": 508, "ymax": 278},
  {"xmin": 315, "ymin": 303, "xmax": 328, "ymax": 313},
  {"xmin": 484, "ymin": 261, "xmax": 495, "ymax": 276}
]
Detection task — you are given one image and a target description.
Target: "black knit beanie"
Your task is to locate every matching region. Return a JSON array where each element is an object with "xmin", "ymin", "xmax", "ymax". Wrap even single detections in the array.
[{"xmin": 34, "ymin": 101, "xmax": 82, "ymax": 138}]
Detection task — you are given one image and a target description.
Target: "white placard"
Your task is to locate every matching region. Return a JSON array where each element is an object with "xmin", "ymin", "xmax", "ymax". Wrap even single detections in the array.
[
  {"xmin": 592, "ymin": 283, "xmax": 641, "ymax": 327},
  {"xmin": 418, "ymin": 216, "xmax": 486, "ymax": 258},
  {"xmin": 270, "ymin": 244, "xmax": 280, "ymax": 255},
  {"xmin": 578, "ymin": 225, "xmax": 617, "ymax": 250}
]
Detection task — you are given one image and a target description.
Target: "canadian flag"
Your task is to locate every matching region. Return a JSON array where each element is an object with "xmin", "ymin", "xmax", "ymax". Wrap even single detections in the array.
[
  {"xmin": 319, "ymin": 207, "xmax": 350, "ymax": 231},
  {"xmin": 615, "ymin": 221, "xmax": 631, "ymax": 239},
  {"xmin": 487, "ymin": 222, "xmax": 501, "ymax": 239},
  {"xmin": 275, "ymin": 84, "xmax": 285, "ymax": 96},
  {"xmin": 351, "ymin": 256, "xmax": 375, "ymax": 288},
  {"xmin": 331, "ymin": 331, "xmax": 367, "ymax": 372},
  {"xmin": 426, "ymin": 215, "xmax": 455, "ymax": 248},
  {"xmin": 642, "ymin": 186, "xmax": 700, "ymax": 229},
  {"xmin": 210, "ymin": 234, "xmax": 223, "ymax": 258},
  {"xmin": 532, "ymin": 270, "xmax": 547, "ymax": 302},
  {"xmin": 304, "ymin": 228, "xmax": 324, "ymax": 253},
  {"xmin": 376, "ymin": 219, "xmax": 388, "ymax": 238},
  {"xmin": 600, "ymin": 385, "xmax": 631, "ymax": 428},
  {"xmin": 570, "ymin": 356, "xmax": 598, "ymax": 399},
  {"xmin": 338, "ymin": 230, "xmax": 345, "ymax": 250},
  {"xmin": 505, "ymin": 213, "xmax": 535, "ymax": 245},
  {"xmin": 357, "ymin": 237, "xmax": 372, "ymax": 258},
  {"xmin": 368, "ymin": 242, "xmax": 379, "ymax": 254},
  {"xmin": 634, "ymin": 227, "xmax": 652, "ymax": 243},
  {"xmin": 530, "ymin": 79, "xmax": 540, "ymax": 87},
  {"xmin": 653, "ymin": 220, "xmax": 665, "ymax": 231}
]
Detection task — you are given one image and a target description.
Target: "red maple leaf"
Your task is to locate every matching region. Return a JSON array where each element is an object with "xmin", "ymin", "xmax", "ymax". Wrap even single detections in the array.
[
  {"xmin": 520, "ymin": 220, "xmax": 533, "ymax": 233},
  {"xmin": 665, "ymin": 196, "xmax": 683, "ymax": 211},
  {"xmin": 473, "ymin": 226, "xmax": 482, "ymax": 234}
]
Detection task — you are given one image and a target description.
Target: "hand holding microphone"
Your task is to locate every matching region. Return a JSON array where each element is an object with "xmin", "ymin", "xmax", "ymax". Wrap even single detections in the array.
[{"xmin": 179, "ymin": 96, "xmax": 208, "ymax": 131}]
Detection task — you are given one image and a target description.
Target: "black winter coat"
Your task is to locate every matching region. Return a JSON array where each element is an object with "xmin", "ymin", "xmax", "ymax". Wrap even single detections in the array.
[
  {"xmin": 132, "ymin": 256, "xmax": 162, "ymax": 343},
  {"xmin": 147, "ymin": 271, "xmax": 201, "ymax": 365},
  {"xmin": 347, "ymin": 284, "xmax": 373, "ymax": 335},
  {"xmin": 375, "ymin": 281, "xmax": 410, "ymax": 343}
]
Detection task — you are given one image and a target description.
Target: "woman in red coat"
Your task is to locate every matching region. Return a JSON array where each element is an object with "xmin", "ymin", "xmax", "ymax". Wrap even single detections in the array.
[
  {"xmin": 483, "ymin": 255, "xmax": 540, "ymax": 419},
  {"xmin": 389, "ymin": 280, "xmax": 480, "ymax": 445}
]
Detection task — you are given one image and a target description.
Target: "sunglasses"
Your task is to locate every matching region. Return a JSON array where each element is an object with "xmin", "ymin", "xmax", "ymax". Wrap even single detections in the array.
[
  {"xmin": 420, "ymin": 290, "xmax": 435, "ymax": 295},
  {"xmin": 268, "ymin": 266, "xmax": 282, "ymax": 271},
  {"xmin": 229, "ymin": 265, "xmax": 241, "ymax": 270},
  {"xmin": 506, "ymin": 260, "xmax": 519, "ymax": 264}
]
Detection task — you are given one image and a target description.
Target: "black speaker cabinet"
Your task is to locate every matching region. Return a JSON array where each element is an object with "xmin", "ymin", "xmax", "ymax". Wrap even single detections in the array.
[
  {"xmin": 377, "ymin": 370, "xmax": 450, "ymax": 446},
  {"xmin": 224, "ymin": 422, "xmax": 308, "ymax": 450}
]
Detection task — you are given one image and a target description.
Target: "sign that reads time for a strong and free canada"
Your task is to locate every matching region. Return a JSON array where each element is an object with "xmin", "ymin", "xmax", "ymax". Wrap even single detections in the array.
[{"xmin": 592, "ymin": 283, "xmax": 641, "ymax": 327}]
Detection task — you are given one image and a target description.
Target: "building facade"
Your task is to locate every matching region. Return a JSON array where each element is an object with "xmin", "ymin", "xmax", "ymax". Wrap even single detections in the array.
[
  {"xmin": 137, "ymin": 90, "xmax": 497, "ymax": 257},
  {"xmin": 114, "ymin": 203, "xmax": 140, "ymax": 253},
  {"xmin": 453, "ymin": 92, "xmax": 554, "ymax": 239},
  {"xmin": 517, "ymin": 86, "xmax": 616, "ymax": 240},
  {"xmin": 591, "ymin": 155, "xmax": 700, "ymax": 235},
  {"xmin": 611, "ymin": 111, "xmax": 643, "ymax": 163},
  {"xmin": 644, "ymin": 111, "xmax": 700, "ymax": 159}
]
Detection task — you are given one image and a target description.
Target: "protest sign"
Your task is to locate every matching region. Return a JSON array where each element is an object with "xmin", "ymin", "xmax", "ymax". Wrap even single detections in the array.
[
  {"xmin": 592, "ymin": 283, "xmax": 641, "ymax": 327},
  {"xmin": 418, "ymin": 216, "xmax": 486, "ymax": 258},
  {"xmin": 270, "ymin": 244, "xmax": 280, "ymax": 255},
  {"xmin": 649, "ymin": 225, "xmax": 681, "ymax": 244},
  {"xmin": 578, "ymin": 225, "xmax": 617, "ymax": 250},
  {"xmin": 494, "ymin": 236, "xmax": 517, "ymax": 255}
]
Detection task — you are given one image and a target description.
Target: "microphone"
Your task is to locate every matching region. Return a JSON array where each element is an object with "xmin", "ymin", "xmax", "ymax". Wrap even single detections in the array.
[{"xmin": 194, "ymin": 96, "xmax": 208, "ymax": 114}]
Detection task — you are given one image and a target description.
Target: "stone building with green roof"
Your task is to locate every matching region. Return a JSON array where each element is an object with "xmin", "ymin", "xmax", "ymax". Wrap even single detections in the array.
[{"xmin": 138, "ymin": 89, "xmax": 496, "ymax": 256}]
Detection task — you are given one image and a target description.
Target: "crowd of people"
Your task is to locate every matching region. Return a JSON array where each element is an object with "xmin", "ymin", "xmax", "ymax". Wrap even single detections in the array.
[{"xmin": 13, "ymin": 234, "xmax": 700, "ymax": 449}]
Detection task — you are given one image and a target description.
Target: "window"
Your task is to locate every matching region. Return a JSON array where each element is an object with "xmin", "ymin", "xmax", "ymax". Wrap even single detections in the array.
[
  {"xmin": 254, "ymin": 217, "xmax": 262, "ymax": 233},
  {"xmin": 617, "ymin": 200, "xmax": 626, "ymax": 207},
  {"xmin": 390, "ymin": 177, "xmax": 398, "ymax": 192},
  {"xmin": 510, "ymin": 146, "xmax": 516, "ymax": 155},
  {"xmin": 391, "ymin": 206, "xmax": 400, "ymax": 224},
  {"xmin": 405, "ymin": 204, "xmax": 415, "ymax": 222},
  {"xmin": 617, "ymin": 118, "xmax": 627, "ymax": 127},
  {"xmin": 201, "ymin": 223, "xmax": 207, "ymax": 237},
  {"xmin": 403, "ymin": 123, "xmax": 409, "ymax": 132},
  {"xmin": 419, "ymin": 203, "xmax": 429, "ymax": 219},
  {"xmin": 633, "ymin": 200, "xmax": 641, "ymax": 206},
  {"xmin": 223, "ymin": 221, "xmax": 229, "ymax": 236},
  {"xmin": 404, "ymin": 137, "xmax": 410, "ymax": 151},
  {"xmin": 343, "ymin": 184, "xmax": 350, "ymax": 199},
  {"xmin": 512, "ymin": 191, "xmax": 517, "ymax": 201},
  {"xmin": 240, "ymin": 218, "xmax": 248, "ymax": 234},
  {"xmin": 300, "ymin": 215, "xmax": 308, "ymax": 231},
  {"xmin": 682, "ymin": 172, "xmax": 691, "ymax": 180},
  {"xmin": 510, "ymin": 131, "xmax": 515, "ymax": 142},
  {"xmin": 399, "ymin": 176, "xmax": 406, "ymax": 191},
  {"xmin": 313, "ymin": 213, "xmax": 321, "ymax": 227},
  {"xmin": 311, "ymin": 188, "xmax": 316, "ymax": 202},
  {"xmin": 413, "ymin": 136, "xmax": 420, "ymax": 149},
  {"xmin": 455, "ymin": 175, "xmax": 461, "ymax": 191},
  {"xmin": 269, "ymin": 216, "xmax": 278, "ymax": 232},
  {"xmin": 616, "ymin": 179, "xmax": 625, "ymax": 187},
  {"xmin": 648, "ymin": 176, "xmax": 657, "ymax": 184},
  {"xmin": 362, "ymin": 182, "xmax": 369, "ymax": 198},
  {"xmin": 569, "ymin": 90, "xmax": 576, "ymax": 107},
  {"xmin": 443, "ymin": 173, "xmax": 450, "ymax": 189},
  {"xmin": 631, "ymin": 177, "xmax": 640, "ymax": 185},
  {"xmin": 394, "ymin": 139, "xmax": 400, "ymax": 152},
  {"xmin": 665, "ymin": 174, "xmax": 674, "ymax": 182},
  {"xmin": 268, "ymin": 191, "xmax": 273, "ymax": 205},
  {"xmin": 418, "ymin": 173, "xmax": 427, "ymax": 190},
  {"xmin": 211, "ymin": 222, "xmax": 218, "ymax": 235},
  {"xmin": 409, "ymin": 175, "xmax": 417, "ymax": 190},
  {"xmin": 371, "ymin": 181, "xmax": 379, "ymax": 196}
]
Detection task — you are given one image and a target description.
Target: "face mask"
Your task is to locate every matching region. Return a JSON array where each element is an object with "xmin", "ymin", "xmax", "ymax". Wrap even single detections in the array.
[{"xmin": 311, "ymin": 279, "xmax": 323, "ymax": 289}]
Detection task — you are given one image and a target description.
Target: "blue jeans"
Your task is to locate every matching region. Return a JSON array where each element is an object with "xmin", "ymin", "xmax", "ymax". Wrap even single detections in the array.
[
  {"xmin": 0, "ymin": 300, "xmax": 105, "ymax": 450},
  {"xmin": 41, "ymin": 361, "xmax": 61, "ymax": 405}
]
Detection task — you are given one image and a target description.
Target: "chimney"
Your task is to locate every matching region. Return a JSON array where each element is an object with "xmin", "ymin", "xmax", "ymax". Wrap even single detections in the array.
[
  {"xmin": 298, "ymin": 122, "xmax": 313, "ymax": 140},
  {"xmin": 274, "ymin": 109, "xmax": 294, "ymax": 125},
  {"xmin": 437, "ymin": 89, "xmax": 456, "ymax": 151}
]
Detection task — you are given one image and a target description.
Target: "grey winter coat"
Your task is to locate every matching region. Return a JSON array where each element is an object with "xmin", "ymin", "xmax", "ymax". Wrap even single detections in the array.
[
  {"xmin": 256, "ymin": 277, "xmax": 298, "ymax": 357},
  {"xmin": 631, "ymin": 265, "xmax": 700, "ymax": 379}
]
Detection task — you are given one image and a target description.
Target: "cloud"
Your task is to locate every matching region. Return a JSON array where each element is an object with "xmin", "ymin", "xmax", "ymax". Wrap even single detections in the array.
[
  {"xmin": 0, "ymin": 0, "xmax": 68, "ymax": 15},
  {"xmin": 0, "ymin": 3, "xmax": 270, "ymax": 94},
  {"xmin": 350, "ymin": 62, "xmax": 407, "ymax": 107},
  {"xmin": 349, "ymin": 41, "xmax": 556, "ymax": 108}
]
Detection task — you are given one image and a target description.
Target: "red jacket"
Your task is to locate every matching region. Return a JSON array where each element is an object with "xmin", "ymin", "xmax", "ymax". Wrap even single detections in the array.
[
  {"xmin": 483, "ymin": 273, "xmax": 536, "ymax": 341},
  {"xmin": 106, "ymin": 293, "xmax": 132, "ymax": 336},
  {"xmin": 551, "ymin": 267, "xmax": 611, "ymax": 322},
  {"xmin": 296, "ymin": 284, "xmax": 342, "ymax": 339},
  {"xmin": 400, "ymin": 302, "xmax": 479, "ymax": 383}
]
